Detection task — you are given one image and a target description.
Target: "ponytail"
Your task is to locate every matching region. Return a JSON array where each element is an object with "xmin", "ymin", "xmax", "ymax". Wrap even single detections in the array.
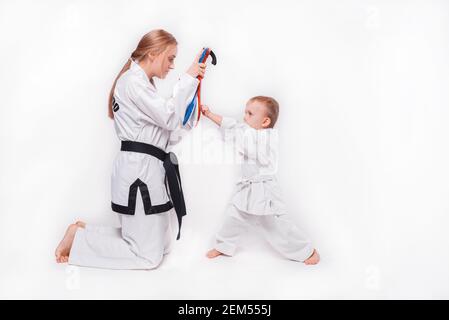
[{"xmin": 108, "ymin": 58, "xmax": 132, "ymax": 119}]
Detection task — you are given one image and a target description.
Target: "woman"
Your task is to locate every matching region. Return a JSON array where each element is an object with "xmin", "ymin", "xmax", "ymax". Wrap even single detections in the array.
[{"xmin": 55, "ymin": 29, "xmax": 206, "ymax": 270}]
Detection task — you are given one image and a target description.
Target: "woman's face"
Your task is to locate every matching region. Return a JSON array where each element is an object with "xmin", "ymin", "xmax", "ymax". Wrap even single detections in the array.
[{"xmin": 151, "ymin": 44, "xmax": 177, "ymax": 79}]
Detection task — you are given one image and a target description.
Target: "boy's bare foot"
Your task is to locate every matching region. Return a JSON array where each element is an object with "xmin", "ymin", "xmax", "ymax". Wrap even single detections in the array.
[
  {"xmin": 206, "ymin": 248, "xmax": 224, "ymax": 259},
  {"xmin": 304, "ymin": 249, "xmax": 320, "ymax": 265},
  {"xmin": 75, "ymin": 221, "xmax": 86, "ymax": 228},
  {"xmin": 55, "ymin": 223, "xmax": 79, "ymax": 263}
]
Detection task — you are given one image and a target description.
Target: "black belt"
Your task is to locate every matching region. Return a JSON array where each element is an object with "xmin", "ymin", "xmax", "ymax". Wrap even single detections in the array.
[{"xmin": 112, "ymin": 140, "xmax": 187, "ymax": 240}]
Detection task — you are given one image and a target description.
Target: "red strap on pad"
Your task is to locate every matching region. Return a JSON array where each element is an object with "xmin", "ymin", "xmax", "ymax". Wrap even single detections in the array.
[{"xmin": 196, "ymin": 49, "xmax": 211, "ymax": 124}]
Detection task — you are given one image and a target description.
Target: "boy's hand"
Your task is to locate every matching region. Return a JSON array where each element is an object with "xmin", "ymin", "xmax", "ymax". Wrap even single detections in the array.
[
  {"xmin": 201, "ymin": 104, "xmax": 222, "ymax": 126},
  {"xmin": 201, "ymin": 105, "xmax": 211, "ymax": 117}
]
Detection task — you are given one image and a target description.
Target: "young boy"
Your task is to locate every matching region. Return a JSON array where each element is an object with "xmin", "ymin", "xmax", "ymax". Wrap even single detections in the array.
[{"xmin": 202, "ymin": 96, "xmax": 320, "ymax": 265}]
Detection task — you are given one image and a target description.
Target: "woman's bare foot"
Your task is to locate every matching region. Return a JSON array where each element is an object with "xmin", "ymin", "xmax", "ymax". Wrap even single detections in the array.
[
  {"xmin": 304, "ymin": 249, "xmax": 320, "ymax": 265},
  {"xmin": 206, "ymin": 248, "xmax": 224, "ymax": 259},
  {"xmin": 55, "ymin": 223, "xmax": 79, "ymax": 263}
]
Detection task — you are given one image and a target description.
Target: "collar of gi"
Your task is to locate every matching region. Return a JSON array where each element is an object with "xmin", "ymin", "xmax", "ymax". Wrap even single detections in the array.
[{"xmin": 129, "ymin": 59, "xmax": 156, "ymax": 90}]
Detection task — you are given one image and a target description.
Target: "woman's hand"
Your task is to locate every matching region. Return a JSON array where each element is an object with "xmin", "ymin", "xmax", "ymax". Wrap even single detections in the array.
[{"xmin": 187, "ymin": 50, "xmax": 207, "ymax": 78}]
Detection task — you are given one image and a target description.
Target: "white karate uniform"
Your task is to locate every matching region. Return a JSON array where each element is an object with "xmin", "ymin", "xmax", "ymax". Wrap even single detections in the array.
[
  {"xmin": 213, "ymin": 117, "xmax": 314, "ymax": 262},
  {"xmin": 69, "ymin": 60, "xmax": 198, "ymax": 270}
]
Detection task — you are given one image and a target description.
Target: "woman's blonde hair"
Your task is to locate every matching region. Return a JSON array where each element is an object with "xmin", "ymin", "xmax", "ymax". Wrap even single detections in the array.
[{"xmin": 108, "ymin": 29, "xmax": 177, "ymax": 118}]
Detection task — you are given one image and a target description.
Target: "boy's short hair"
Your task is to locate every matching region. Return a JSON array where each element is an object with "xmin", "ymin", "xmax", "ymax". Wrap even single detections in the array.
[{"xmin": 249, "ymin": 96, "xmax": 279, "ymax": 128}]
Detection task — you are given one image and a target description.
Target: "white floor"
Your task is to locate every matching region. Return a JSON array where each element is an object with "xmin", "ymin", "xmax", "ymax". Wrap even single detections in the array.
[{"xmin": 1, "ymin": 215, "xmax": 448, "ymax": 300}]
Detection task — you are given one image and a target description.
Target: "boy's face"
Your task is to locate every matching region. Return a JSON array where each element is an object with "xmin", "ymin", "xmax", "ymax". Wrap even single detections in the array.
[{"xmin": 243, "ymin": 100, "xmax": 271, "ymax": 129}]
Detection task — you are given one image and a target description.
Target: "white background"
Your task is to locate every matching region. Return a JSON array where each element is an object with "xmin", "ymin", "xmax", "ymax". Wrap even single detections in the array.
[{"xmin": 1, "ymin": 0, "xmax": 449, "ymax": 299}]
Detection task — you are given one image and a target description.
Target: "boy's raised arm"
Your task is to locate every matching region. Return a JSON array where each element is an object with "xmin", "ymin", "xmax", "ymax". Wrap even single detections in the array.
[{"xmin": 201, "ymin": 105, "xmax": 223, "ymax": 126}]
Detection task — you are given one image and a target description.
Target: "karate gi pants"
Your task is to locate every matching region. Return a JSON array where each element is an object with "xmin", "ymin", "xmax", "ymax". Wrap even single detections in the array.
[
  {"xmin": 69, "ymin": 192, "xmax": 174, "ymax": 270},
  {"xmin": 214, "ymin": 205, "xmax": 314, "ymax": 262}
]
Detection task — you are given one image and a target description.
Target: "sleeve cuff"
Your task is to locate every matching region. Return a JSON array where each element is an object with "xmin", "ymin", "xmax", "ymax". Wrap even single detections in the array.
[
  {"xmin": 220, "ymin": 117, "xmax": 237, "ymax": 129},
  {"xmin": 179, "ymin": 73, "xmax": 200, "ymax": 88}
]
